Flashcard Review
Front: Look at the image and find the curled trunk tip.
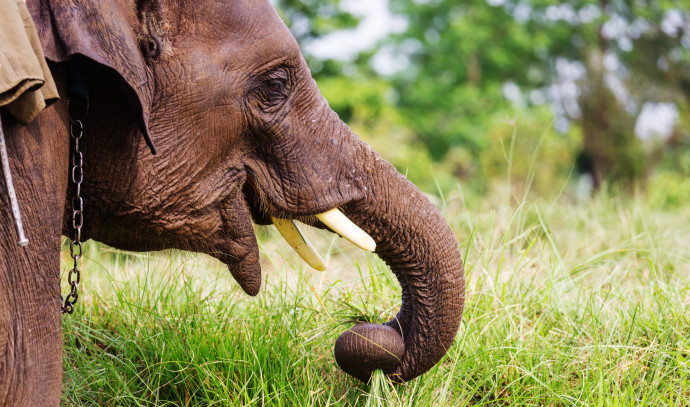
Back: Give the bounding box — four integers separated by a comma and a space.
333, 323, 405, 383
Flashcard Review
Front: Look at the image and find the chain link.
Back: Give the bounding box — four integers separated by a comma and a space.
62, 100, 86, 315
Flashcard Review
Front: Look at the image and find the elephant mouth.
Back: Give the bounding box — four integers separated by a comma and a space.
242, 177, 273, 226
240, 174, 376, 271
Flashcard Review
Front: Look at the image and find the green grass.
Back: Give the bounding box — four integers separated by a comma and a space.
60, 188, 690, 406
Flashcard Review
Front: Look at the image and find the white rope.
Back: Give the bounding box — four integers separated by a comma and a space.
0, 117, 29, 246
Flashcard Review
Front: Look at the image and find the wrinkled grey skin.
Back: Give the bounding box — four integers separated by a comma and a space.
0, 1, 465, 405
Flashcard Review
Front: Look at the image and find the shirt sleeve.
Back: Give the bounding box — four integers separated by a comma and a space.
0, 0, 59, 125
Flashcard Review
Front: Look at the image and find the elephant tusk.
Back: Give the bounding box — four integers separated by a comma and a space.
315, 208, 376, 252
271, 216, 327, 271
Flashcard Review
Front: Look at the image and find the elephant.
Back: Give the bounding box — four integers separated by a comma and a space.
0, 0, 465, 405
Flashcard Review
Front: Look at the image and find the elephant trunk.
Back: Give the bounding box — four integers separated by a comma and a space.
334, 140, 466, 383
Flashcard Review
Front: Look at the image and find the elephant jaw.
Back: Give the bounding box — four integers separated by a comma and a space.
240, 173, 376, 272
221, 179, 377, 294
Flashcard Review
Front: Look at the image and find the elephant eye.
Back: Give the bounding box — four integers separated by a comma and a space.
144, 37, 161, 58
247, 66, 292, 113
263, 78, 288, 99
250, 74, 290, 112
266, 79, 285, 94
138, 9, 162, 60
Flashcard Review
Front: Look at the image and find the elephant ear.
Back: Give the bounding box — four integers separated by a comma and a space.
28, 0, 157, 155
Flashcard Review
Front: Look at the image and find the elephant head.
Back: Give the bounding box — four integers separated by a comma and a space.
2, 0, 464, 403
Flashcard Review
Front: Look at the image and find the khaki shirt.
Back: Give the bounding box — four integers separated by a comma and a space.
0, 0, 59, 125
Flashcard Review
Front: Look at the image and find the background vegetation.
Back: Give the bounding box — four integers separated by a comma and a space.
61, 1, 689, 405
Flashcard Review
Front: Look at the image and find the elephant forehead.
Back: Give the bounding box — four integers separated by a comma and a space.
182, 0, 301, 68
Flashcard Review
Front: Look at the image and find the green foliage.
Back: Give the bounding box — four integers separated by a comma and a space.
647, 171, 690, 209
272, 0, 358, 43
477, 107, 580, 199
317, 74, 392, 124
386, 0, 566, 161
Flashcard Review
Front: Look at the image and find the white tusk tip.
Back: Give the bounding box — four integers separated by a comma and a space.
315, 208, 376, 252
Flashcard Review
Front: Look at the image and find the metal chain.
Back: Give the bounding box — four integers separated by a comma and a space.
62, 107, 86, 314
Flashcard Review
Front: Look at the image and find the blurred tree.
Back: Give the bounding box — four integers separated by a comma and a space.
272, 0, 360, 78
530, 0, 690, 188
387, 0, 558, 162
385, 0, 690, 189
272, 0, 358, 43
